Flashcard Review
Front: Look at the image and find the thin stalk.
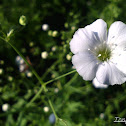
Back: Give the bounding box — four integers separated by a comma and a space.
1, 36, 76, 124
28, 70, 76, 105
7, 41, 44, 86
48, 99, 58, 120
43, 69, 76, 86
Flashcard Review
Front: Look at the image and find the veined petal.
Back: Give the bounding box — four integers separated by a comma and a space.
110, 49, 126, 74
93, 78, 108, 88
85, 19, 107, 43
107, 21, 126, 48
70, 19, 107, 54
96, 62, 126, 85
72, 51, 99, 80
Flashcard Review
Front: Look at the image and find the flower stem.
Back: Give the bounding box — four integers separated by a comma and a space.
48, 99, 58, 120
2, 36, 76, 124
28, 69, 76, 105
43, 69, 76, 86
7, 41, 44, 86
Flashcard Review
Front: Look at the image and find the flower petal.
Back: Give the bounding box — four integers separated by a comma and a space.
107, 21, 126, 48
70, 19, 107, 54
86, 19, 107, 43
110, 49, 126, 74
72, 51, 99, 80
93, 78, 108, 88
96, 62, 126, 85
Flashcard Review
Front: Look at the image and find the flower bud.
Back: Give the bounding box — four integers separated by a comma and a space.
19, 15, 27, 26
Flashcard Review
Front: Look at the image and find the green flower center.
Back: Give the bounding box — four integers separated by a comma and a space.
95, 43, 111, 62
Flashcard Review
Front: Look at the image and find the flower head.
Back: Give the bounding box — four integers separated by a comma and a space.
43, 106, 49, 112
42, 24, 49, 31
70, 19, 126, 85
41, 51, 48, 59
2, 103, 9, 112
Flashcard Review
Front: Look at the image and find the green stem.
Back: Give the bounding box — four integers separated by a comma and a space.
28, 70, 76, 105
7, 41, 44, 86
26, 85, 45, 107
48, 99, 58, 120
1, 36, 76, 124
43, 69, 76, 86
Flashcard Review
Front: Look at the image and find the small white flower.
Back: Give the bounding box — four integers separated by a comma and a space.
0, 69, 3, 74
2, 103, 9, 112
51, 46, 57, 52
99, 113, 105, 119
43, 106, 49, 112
19, 64, 25, 72
52, 31, 58, 37
41, 51, 48, 59
16, 56, 22, 62
26, 71, 32, 77
42, 24, 49, 31
70, 19, 126, 85
19, 15, 27, 26
54, 88, 59, 93
20, 59, 24, 64
66, 54, 72, 61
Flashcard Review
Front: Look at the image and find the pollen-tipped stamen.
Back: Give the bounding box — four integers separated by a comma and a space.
96, 43, 111, 62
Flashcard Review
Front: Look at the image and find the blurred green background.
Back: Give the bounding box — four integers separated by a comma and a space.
0, 0, 126, 126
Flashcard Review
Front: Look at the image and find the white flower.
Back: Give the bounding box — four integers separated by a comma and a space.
26, 71, 32, 77
2, 103, 9, 112
99, 113, 105, 119
0, 69, 3, 74
54, 88, 59, 93
51, 46, 57, 52
19, 64, 25, 72
52, 31, 58, 37
66, 54, 72, 60
16, 56, 22, 62
41, 51, 48, 59
70, 19, 126, 85
42, 24, 49, 31
43, 106, 49, 112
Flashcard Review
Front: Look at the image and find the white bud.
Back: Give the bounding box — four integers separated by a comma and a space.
19, 64, 25, 72
51, 46, 56, 52
26, 71, 32, 77
99, 113, 105, 119
43, 106, 49, 112
52, 31, 58, 37
19, 15, 27, 26
20, 59, 24, 64
16, 56, 22, 62
2, 103, 9, 112
54, 88, 59, 93
42, 24, 49, 31
66, 54, 72, 60
0, 69, 3, 74
41, 51, 48, 59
